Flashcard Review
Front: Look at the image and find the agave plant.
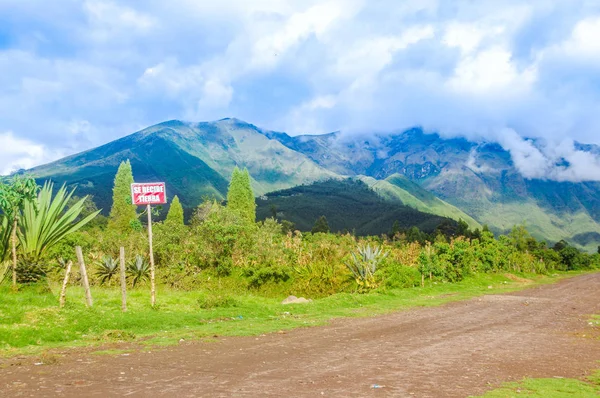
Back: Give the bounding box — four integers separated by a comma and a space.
95, 255, 119, 285
127, 255, 150, 288
17, 182, 100, 282
345, 244, 388, 290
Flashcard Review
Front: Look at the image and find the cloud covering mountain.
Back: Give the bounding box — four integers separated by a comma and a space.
1, 0, 600, 180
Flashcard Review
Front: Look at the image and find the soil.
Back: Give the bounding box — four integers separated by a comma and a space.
2, 273, 600, 397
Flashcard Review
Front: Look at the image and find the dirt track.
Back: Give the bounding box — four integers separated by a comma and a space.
2, 273, 600, 397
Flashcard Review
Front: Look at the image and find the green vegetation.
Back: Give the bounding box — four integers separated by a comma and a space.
226, 167, 256, 223
256, 179, 459, 235
166, 195, 184, 225
0, 175, 38, 286
475, 371, 600, 397
107, 160, 138, 234
311, 215, 330, 233
362, 174, 482, 229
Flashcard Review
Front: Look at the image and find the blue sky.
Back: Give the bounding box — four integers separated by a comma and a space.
1, 0, 600, 180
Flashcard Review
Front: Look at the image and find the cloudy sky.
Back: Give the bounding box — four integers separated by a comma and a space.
1, 0, 600, 180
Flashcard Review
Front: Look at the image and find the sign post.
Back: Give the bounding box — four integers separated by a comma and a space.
131, 182, 167, 307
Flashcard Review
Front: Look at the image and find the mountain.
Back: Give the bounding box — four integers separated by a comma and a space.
23, 118, 600, 251
267, 128, 600, 252
29, 119, 337, 213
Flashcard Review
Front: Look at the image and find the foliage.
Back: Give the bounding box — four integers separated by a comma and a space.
107, 160, 138, 235
166, 195, 184, 225
345, 244, 388, 291
18, 182, 100, 282
19, 183, 100, 264
0, 175, 38, 285
226, 167, 256, 223
0, 216, 11, 264
257, 179, 457, 236
95, 255, 119, 285
0, 175, 38, 219
127, 255, 150, 287
311, 215, 330, 234
197, 293, 238, 309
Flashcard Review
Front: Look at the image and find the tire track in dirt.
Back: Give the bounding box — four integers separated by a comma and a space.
2, 273, 600, 397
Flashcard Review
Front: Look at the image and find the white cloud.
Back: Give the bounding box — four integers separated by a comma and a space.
447, 47, 537, 94
1, 0, 600, 182
0, 132, 63, 175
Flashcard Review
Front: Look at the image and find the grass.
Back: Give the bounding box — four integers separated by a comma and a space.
474, 370, 600, 397
0, 271, 590, 358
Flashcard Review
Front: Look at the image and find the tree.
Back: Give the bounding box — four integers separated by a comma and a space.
226, 167, 256, 223
456, 219, 470, 237
311, 215, 330, 233
597, 245, 600, 255
108, 160, 137, 234
0, 175, 38, 287
166, 195, 184, 225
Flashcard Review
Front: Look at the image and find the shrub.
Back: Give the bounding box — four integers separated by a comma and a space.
197, 293, 238, 309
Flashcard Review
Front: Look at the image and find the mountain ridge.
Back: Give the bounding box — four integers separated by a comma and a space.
22, 118, 600, 252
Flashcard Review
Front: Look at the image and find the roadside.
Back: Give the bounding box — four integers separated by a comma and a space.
2, 272, 600, 397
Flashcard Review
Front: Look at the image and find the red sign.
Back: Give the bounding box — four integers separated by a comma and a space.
131, 182, 167, 205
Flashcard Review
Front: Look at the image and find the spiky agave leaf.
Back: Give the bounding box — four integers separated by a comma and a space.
19, 182, 101, 263
95, 255, 119, 285
127, 255, 150, 288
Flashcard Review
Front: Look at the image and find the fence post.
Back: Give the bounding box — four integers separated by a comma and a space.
120, 247, 127, 312
59, 260, 73, 308
75, 246, 93, 307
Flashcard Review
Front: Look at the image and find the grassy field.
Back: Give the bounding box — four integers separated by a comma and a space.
0, 271, 588, 358
474, 371, 600, 397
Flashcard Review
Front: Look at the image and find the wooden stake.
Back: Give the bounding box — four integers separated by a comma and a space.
147, 204, 156, 307
59, 261, 73, 308
120, 247, 127, 312
11, 217, 17, 287
75, 246, 93, 307
421, 273, 424, 288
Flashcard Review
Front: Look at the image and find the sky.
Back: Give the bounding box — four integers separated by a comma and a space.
1, 0, 600, 181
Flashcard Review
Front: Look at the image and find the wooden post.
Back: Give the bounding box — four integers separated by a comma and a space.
119, 247, 127, 312
147, 204, 156, 307
11, 217, 17, 287
59, 260, 73, 308
75, 246, 93, 307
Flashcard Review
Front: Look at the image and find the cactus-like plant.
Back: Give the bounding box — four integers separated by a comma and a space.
95, 255, 119, 285
345, 244, 388, 290
127, 255, 150, 288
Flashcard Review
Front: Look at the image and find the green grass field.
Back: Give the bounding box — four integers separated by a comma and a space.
0, 271, 586, 358
474, 371, 600, 397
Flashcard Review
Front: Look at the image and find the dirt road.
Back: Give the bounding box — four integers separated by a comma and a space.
2, 273, 600, 397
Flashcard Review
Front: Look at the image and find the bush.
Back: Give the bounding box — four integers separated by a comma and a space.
197, 293, 238, 309
379, 261, 421, 289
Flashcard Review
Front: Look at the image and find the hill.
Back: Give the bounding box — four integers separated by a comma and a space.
256, 179, 457, 235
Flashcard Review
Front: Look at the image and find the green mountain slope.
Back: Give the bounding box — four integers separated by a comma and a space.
359, 174, 481, 229
30, 118, 337, 212
256, 179, 457, 235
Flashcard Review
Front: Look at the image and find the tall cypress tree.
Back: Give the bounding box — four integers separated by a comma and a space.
108, 160, 137, 234
166, 195, 184, 225
226, 167, 256, 223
